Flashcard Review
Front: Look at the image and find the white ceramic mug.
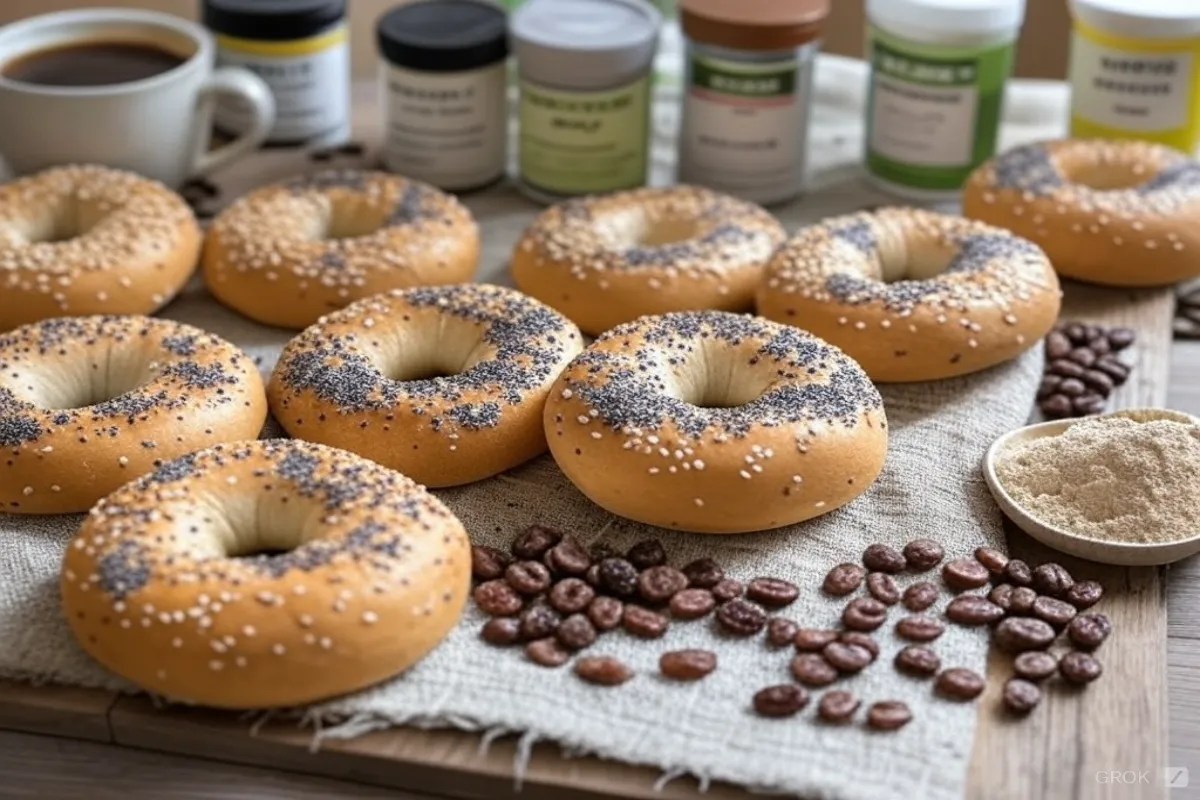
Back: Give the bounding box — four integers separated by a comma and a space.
0, 8, 275, 187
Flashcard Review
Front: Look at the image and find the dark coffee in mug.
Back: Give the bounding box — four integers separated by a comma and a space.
2, 40, 185, 87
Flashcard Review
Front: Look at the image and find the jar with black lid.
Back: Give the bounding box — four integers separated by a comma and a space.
202, 0, 350, 147
377, 0, 510, 192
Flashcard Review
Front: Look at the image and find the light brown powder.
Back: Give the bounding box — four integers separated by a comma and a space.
995, 416, 1200, 544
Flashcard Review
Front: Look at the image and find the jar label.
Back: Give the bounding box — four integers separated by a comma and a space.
865, 28, 1015, 192
679, 53, 810, 201
382, 62, 508, 189
518, 76, 651, 196
214, 27, 350, 144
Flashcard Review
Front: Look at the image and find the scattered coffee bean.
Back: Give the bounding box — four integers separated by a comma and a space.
556, 613, 597, 650
1067, 612, 1112, 650
1013, 651, 1058, 681
1067, 347, 1097, 367
1058, 378, 1087, 397
1045, 330, 1071, 359
637, 565, 689, 603
1039, 394, 1073, 419
753, 684, 810, 717
1032, 563, 1075, 597
1060, 651, 1103, 684
1074, 391, 1107, 415
894, 645, 941, 676
1081, 369, 1114, 395
471, 545, 513, 581
973, 547, 1009, 576
767, 617, 800, 647
626, 539, 667, 570
902, 539, 945, 571
716, 598, 768, 636
1003, 559, 1033, 587
867, 572, 901, 605
1107, 327, 1136, 351
863, 543, 906, 573
747, 577, 799, 607
587, 596, 624, 631
506, 561, 552, 595
1009, 586, 1038, 615
896, 614, 945, 642
548, 578, 595, 614
481, 617, 521, 646
669, 588, 716, 620
1094, 355, 1130, 385
519, 602, 562, 640
1048, 358, 1086, 379
1032, 595, 1077, 630
548, 536, 591, 576
584, 563, 602, 587
597, 558, 639, 596
839, 632, 880, 659
903, 581, 939, 612
823, 563, 866, 596
946, 595, 1005, 625
1087, 336, 1111, 356
867, 701, 912, 730
512, 525, 562, 560
994, 617, 1056, 652
936, 667, 986, 700
623, 605, 669, 639
712, 578, 745, 602
791, 653, 839, 686
823, 641, 873, 673
659, 649, 717, 681
525, 637, 570, 667
794, 628, 839, 652
818, 690, 860, 723
843, 597, 889, 631
1036, 375, 1063, 399
1003, 678, 1042, 714
1064, 580, 1104, 610
473, 580, 524, 616
681, 558, 724, 588
575, 655, 633, 686
942, 557, 991, 590
988, 584, 1014, 611
1063, 322, 1087, 344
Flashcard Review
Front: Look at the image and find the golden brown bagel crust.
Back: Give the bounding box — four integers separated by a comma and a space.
269, 284, 583, 487
0, 165, 201, 330
756, 208, 1060, 383
543, 311, 888, 534
0, 315, 267, 514
963, 139, 1200, 287
61, 439, 470, 709
203, 170, 480, 329
511, 186, 786, 336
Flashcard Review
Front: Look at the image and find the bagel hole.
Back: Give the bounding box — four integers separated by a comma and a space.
597, 209, 700, 250
22, 201, 100, 244
385, 362, 457, 382
209, 493, 315, 561
635, 218, 700, 247
365, 314, 492, 384
669, 342, 775, 410
27, 347, 154, 411
323, 204, 384, 240
1067, 162, 1148, 191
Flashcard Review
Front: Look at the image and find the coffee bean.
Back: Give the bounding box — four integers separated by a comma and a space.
473, 580, 524, 616
637, 565, 688, 603
1039, 394, 1073, 419
1037, 375, 1063, 400
988, 583, 1014, 611
471, 545, 513, 581
863, 543, 906, 573
823, 563, 865, 596
1067, 612, 1112, 650
626, 539, 666, 570
1048, 358, 1087, 379
1065, 580, 1104, 609
1045, 330, 1072, 359
818, 690, 860, 723
1009, 586, 1038, 615
1087, 336, 1111, 356
946, 595, 1005, 625
896, 614, 945, 641
843, 597, 888, 631
1060, 651, 1103, 684
753, 684, 809, 717
1073, 394, 1106, 415
903, 581, 939, 612
556, 613, 597, 650
1063, 322, 1088, 345
1107, 327, 1136, 351
1058, 378, 1087, 397
1094, 355, 1130, 385
1013, 651, 1058, 681
1032, 563, 1075, 597
867, 572, 901, 605
794, 628, 839, 652
747, 577, 799, 607
839, 632, 880, 659
597, 558, 639, 596
973, 546, 1009, 576
1033, 595, 1077, 629
623, 605, 669, 638
1003, 678, 1043, 714
480, 617, 521, 646
1067, 347, 1097, 367
716, 598, 767, 636
548, 536, 592, 576
589, 543, 618, 562
1004, 559, 1033, 586
681, 558, 724, 588
587, 596, 624, 631
659, 649, 717, 681
791, 653, 838, 686
512, 525, 562, 560
894, 645, 941, 676
548, 577, 595, 614
519, 602, 562, 640
994, 617, 1056, 652
525, 637, 570, 667
867, 701, 912, 730
767, 617, 800, 647
903, 539, 945, 571
823, 641, 873, 673
942, 557, 990, 590
669, 588, 716, 620
584, 563, 602, 587
936, 667, 985, 700
575, 655, 632, 686
712, 578, 744, 602
506, 561, 552, 595
1081, 369, 1115, 396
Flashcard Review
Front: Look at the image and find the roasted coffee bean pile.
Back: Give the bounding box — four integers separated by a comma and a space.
180, 177, 221, 221
1036, 322, 1135, 419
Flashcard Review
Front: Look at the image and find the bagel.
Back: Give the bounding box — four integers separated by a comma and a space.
269, 284, 583, 487
203, 170, 480, 329
756, 207, 1060, 383
0, 164, 201, 330
60, 438, 471, 709
543, 310, 888, 534
0, 315, 267, 514
511, 186, 786, 336
963, 139, 1200, 286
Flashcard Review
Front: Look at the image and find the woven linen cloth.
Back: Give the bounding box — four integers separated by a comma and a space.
0, 56, 1058, 799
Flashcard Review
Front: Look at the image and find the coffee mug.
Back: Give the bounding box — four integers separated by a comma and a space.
0, 8, 275, 187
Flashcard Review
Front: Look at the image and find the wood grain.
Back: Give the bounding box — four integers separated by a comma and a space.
0, 679, 116, 742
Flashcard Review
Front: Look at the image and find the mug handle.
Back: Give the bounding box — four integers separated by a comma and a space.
189, 67, 275, 179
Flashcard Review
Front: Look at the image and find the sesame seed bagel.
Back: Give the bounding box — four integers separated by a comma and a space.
61, 439, 471, 709
511, 186, 786, 336
0, 316, 267, 514
963, 139, 1200, 287
202, 170, 480, 329
756, 208, 1060, 383
0, 165, 201, 331
269, 284, 583, 487
544, 311, 888, 534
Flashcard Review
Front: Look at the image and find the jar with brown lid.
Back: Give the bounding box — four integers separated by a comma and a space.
677, 0, 829, 206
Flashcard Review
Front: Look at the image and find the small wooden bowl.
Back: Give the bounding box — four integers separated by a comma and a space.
983, 407, 1200, 567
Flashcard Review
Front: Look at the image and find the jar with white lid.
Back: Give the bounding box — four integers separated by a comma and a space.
864, 0, 1026, 200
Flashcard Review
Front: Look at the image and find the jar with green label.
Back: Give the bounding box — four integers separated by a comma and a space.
864, 0, 1026, 200
511, 0, 662, 203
